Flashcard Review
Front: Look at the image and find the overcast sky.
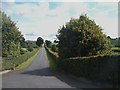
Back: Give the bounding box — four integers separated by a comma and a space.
1, 0, 118, 41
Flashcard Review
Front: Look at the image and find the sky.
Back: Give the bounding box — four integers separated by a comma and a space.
1, 0, 119, 41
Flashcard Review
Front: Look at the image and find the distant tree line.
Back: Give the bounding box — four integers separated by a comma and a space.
107, 36, 120, 47
45, 40, 58, 52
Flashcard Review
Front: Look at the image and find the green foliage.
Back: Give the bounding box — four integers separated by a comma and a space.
2, 49, 39, 70
53, 40, 58, 43
33, 45, 39, 48
112, 47, 120, 54
27, 45, 33, 52
57, 14, 112, 58
46, 49, 58, 70
110, 38, 120, 47
20, 37, 27, 48
1, 11, 22, 57
58, 55, 119, 85
45, 47, 119, 86
45, 46, 59, 70
51, 44, 58, 52
25, 40, 38, 49
45, 40, 52, 48
36, 37, 44, 47
20, 48, 28, 55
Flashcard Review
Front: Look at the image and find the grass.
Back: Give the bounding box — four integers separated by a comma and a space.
21, 48, 28, 51
112, 47, 120, 55
110, 39, 120, 47
46, 49, 58, 70
112, 47, 120, 51
16, 49, 40, 70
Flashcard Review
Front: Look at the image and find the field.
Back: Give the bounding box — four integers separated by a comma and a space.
110, 38, 120, 47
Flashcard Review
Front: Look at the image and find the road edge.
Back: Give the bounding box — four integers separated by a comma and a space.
15, 49, 40, 70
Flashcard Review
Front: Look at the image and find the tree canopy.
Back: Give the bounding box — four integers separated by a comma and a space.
45, 40, 52, 48
36, 37, 44, 47
57, 14, 112, 58
1, 11, 23, 57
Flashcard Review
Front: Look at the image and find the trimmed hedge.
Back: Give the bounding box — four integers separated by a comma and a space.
59, 55, 119, 84
45, 46, 119, 86
2, 49, 39, 70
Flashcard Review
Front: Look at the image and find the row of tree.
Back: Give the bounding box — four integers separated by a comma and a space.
1, 11, 43, 57
45, 40, 58, 52
2, 10, 113, 59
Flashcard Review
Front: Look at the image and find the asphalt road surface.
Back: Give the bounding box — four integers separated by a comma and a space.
2, 47, 111, 88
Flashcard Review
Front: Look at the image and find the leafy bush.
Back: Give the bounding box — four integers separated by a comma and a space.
45, 40, 52, 48
57, 14, 112, 58
20, 48, 28, 55
27, 45, 33, 52
51, 44, 58, 52
33, 45, 39, 48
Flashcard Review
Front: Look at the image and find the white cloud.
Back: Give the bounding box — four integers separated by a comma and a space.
88, 11, 118, 38
97, 2, 118, 7
2, 2, 118, 40
14, 2, 88, 40
2, 0, 15, 2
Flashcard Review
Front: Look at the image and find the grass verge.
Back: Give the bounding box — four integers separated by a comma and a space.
46, 50, 57, 70
15, 50, 40, 70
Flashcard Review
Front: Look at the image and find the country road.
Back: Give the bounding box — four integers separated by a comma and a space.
2, 47, 110, 88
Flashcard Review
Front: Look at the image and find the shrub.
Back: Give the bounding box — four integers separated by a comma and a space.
20, 48, 28, 55
33, 45, 39, 48
27, 45, 33, 52
45, 40, 52, 48
51, 44, 58, 52
57, 14, 112, 58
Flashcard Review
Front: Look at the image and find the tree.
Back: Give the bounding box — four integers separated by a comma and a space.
1, 11, 22, 57
53, 40, 58, 43
107, 36, 111, 40
51, 44, 58, 52
45, 40, 52, 48
20, 36, 27, 48
27, 44, 33, 52
36, 37, 44, 47
57, 14, 112, 58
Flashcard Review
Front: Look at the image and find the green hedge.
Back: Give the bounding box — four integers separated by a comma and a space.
59, 55, 119, 84
45, 46, 119, 86
2, 49, 39, 70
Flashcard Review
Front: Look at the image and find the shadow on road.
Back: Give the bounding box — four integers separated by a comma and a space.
21, 67, 107, 88
21, 68, 54, 76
